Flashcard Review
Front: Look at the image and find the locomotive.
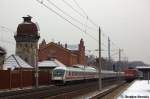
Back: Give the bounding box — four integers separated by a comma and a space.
52, 65, 124, 84
124, 67, 139, 82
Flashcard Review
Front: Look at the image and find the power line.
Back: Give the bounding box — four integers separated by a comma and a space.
62, 0, 85, 18
72, 0, 86, 16
46, 0, 97, 31
68, 0, 122, 54
36, 0, 123, 58
36, 0, 99, 43
36, 0, 86, 32
72, 0, 99, 27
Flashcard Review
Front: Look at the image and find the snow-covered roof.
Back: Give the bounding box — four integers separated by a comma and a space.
136, 66, 150, 69
67, 44, 78, 50
38, 59, 66, 68
117, 80, 150, 99
3, 54, 33, 70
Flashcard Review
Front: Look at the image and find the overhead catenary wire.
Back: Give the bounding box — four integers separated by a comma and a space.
72, 0, 87, 16
36, 0, 100, 43
44, 0, 120, 51
72, 0, 99, 28
36, 0, 85, 33
40, 0, 116, 48
36, 0, 123, 59
38, 0, 109, 50
61, 0, 85, 18
46, 0, 97, 31
63, 0, 99, 28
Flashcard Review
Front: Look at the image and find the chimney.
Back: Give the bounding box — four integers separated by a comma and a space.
22, 15, 32, 22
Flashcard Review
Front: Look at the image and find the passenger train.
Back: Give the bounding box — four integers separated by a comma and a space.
52, 65, 124, 84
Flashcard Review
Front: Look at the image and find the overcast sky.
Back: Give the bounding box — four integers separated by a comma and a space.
0, 0, 150, 64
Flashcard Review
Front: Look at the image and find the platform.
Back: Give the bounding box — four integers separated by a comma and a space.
74, 82, 125, 99
117, 80, 150, 99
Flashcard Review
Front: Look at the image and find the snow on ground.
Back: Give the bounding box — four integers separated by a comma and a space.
117, 80, 150, 99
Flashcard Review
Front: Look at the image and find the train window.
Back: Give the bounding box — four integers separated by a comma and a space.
53, 69, 65, 77
74, 72, 76, 76
69, 71, 71, 76
72, 72, 74, 76
66, 71, 69, 76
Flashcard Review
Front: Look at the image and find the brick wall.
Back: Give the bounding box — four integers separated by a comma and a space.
38, 42, 79, 66
0, 70, 51, 90
38, 39, 86, 66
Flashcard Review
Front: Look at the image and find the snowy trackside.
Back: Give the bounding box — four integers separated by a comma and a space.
117, 80, 150, 99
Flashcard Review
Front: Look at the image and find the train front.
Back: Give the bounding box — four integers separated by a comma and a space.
124, 68, 138, 82
52, 67, 66, 84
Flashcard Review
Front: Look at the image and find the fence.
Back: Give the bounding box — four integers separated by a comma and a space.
0, 69, 51, 90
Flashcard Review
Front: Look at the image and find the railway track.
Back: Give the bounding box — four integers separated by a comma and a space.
0, 79, 123, 99
100, 81, 133, 99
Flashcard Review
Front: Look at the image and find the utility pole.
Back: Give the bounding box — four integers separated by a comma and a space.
119, 48, 121, 63
108, 37, 111, 70
35, 47, 39, 88
98, 26, 102, 90
118, 48, 122, 81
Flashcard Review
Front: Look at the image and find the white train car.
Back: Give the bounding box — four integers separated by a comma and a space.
52, 66, 97, 83
52, 65, 123, 84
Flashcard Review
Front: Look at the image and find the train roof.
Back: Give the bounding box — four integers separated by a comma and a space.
53, 65, 120, 74
136, 66, 150, 69
53, 66, 97, 72
102, 70, 117, 73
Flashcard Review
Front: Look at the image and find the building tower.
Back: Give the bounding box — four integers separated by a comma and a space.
14, 15, 40, 67
78, 38, 85, 65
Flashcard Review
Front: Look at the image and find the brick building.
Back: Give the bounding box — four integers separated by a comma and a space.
38, 39, 85, 66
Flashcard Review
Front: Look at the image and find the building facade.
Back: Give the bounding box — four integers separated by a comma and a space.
38, 39, 85, 66
14, 16, 40, 67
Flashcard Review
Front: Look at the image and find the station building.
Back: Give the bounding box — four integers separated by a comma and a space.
38, 39, 85, 66
136, 66, 150, 80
